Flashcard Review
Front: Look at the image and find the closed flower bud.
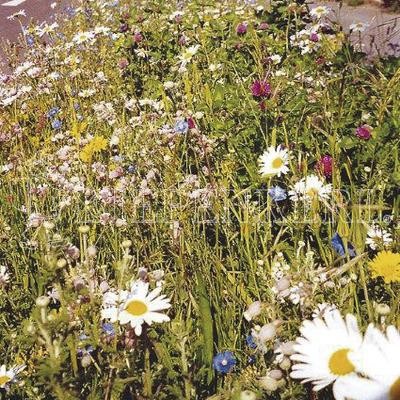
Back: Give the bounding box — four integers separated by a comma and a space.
240, 390, 257, 400
279, 356, 291, 370
36, 296, 50, 308
268, 369, 283, 380
259, 376, 278, 392
122, 240, 132, 248
56, 258, 67, 268
278, 341, 296, 355
78, 225, 90, 234
374, 302, 391, 316
87, 245, 97, 258
276, 277, 290, 292
244, 301, 263, 321
81, 354, 92, 368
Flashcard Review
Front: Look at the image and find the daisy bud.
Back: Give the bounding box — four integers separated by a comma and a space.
87, 245, 97, 258
240, 390, 257, 400
244, 301, 263, 321
122, 240, 132, 248
78, 225, 90, 234
43, 221, 55, 230
99, 281, 109, 293
276, 277, 290, 292
278, 341, 296, 355
279, 356, 291, 370
374, 302, 391, 316
268, 369, 283, 380
81, 354, 92, 368
26, 322, 36, 334
36, 296, 50, 308
258, 323, 277, 342
259, 376, 279, 392
56, 258, 67, 268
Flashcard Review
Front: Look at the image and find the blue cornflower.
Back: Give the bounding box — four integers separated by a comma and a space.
74, 103, 80, 110
213, 351, 236, 374
246, 334, 257, 349
51, 119, 62, 130
102, 323, 115, 337
331, 233, 356, 258
174, 119, 189, 134
268, 186, 287, 202
47, 107, 60, 118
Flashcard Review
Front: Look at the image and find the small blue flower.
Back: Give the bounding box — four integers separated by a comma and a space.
268, 186, 287, 202
246, 334, 257, 349
213, 351, 236, 374
47, 107, 60, 118
74, 103, 80, 110
127, 165, 136, 174
77, 334, 94, 357
51, 119, 62, 130
174, 120, 189, 134
26, 35, 35, 47
64, 6, 76, 17
248, 355, 256, 365
331, 233, 356, 258
102, 323, 115, 336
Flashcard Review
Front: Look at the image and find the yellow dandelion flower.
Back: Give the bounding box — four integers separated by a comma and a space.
90, 135, 108, 152
369, 250, 400, 284
80, 135, 108, 163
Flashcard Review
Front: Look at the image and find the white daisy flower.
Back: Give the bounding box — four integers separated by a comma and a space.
0, 265, 10, 286
73, 31, 95, 45
334, 324, 400, 400
0, 364, 25, 389
365, 226, 392, 250
310, 6, 330, 19
101, 280, 171, 335
258, 145, 290, 177
289, 174, 332, 202
178, 45, 200, 65
290, 310, 362, 399
349, 22, 369, 33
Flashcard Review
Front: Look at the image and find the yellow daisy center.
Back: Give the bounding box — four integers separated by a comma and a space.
328, 348, 355, 376
390, 377, 400, 400
0, 375, 10, 386
125, 300, 148, 316
306, 188, 319, 198
272, 157, 284, 169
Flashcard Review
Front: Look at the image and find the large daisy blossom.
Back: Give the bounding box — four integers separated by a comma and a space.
258, 145, 290, 178
101, 280, 171, 335
334, 324, 400, 400
0, 364, 25, 389
289, 174, 332, 202
290, 310, 362, 400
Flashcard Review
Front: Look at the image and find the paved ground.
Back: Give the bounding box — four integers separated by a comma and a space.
0, 0, 64, 69
309, 1, 400, 56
